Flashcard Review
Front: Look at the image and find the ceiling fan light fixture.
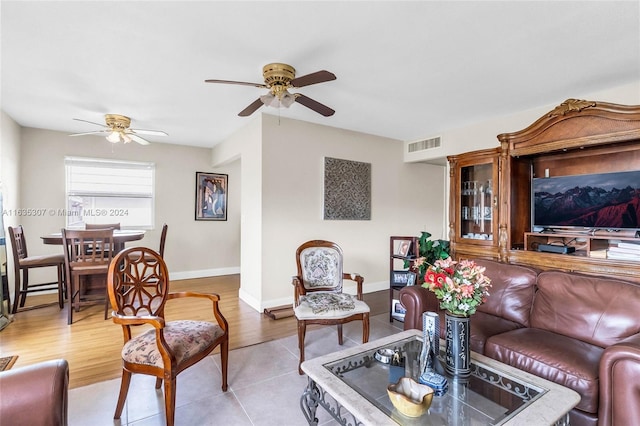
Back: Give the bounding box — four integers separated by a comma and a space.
260, 90, 295, 109
121, 134, 132, 144
280, 92, 295, 108
106, 131, 121, 143
260, 93, 280, 108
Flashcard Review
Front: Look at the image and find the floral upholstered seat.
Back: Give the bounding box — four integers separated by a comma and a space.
107, 247, 228, 426
292, 240, 370, 374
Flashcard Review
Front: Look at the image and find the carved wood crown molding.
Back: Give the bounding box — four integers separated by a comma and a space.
547, 99, 597, 117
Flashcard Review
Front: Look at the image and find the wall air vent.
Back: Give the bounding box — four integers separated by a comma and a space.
407, 136, 441, 153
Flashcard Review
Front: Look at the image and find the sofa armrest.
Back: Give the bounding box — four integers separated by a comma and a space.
0, 359, 69, 426
599, 334, 640, 426
398, 285, 440, 331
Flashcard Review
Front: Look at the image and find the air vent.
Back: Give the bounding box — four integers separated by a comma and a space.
408, 136, 441, 153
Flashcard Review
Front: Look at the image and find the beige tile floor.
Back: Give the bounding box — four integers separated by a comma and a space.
68, 313, 402, 426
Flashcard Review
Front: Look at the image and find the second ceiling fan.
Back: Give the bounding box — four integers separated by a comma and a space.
205, 63, 336, 117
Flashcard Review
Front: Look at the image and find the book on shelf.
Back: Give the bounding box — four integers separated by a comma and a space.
608, 246, 640, 256
614, 241, 640, 251
606, 250, 640, 261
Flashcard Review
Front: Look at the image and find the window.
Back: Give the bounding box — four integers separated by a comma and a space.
65, 157, 155, 229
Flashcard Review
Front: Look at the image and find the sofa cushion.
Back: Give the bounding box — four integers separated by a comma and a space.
474, 259, 537, 327
485, 328, 603, 414
470, 311, 523, 354
530, 271, 640, 347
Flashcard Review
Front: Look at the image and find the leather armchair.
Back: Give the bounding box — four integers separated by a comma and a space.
0, 359, 69, 426
599, 333, 640, 426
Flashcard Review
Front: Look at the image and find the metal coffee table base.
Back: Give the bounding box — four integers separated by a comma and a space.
301, 378, 363, 426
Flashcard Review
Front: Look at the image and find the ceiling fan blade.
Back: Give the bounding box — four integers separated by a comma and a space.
294, 94, 335, 117
128, 133, 150, 145
73, 118, 109, 128
290, 70, 336, 88
69, 130, 108, 137
130, 128, 168, 136
238, 98, 264, 117
205, 79, 268, 89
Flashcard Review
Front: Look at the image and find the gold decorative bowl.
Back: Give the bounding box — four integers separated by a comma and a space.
387, 377, 434, 417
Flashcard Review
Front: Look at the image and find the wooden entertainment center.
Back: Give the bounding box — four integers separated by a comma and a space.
448, 99, 640, 283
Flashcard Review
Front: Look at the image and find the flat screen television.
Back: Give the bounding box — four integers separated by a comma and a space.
532, 170, 640, 231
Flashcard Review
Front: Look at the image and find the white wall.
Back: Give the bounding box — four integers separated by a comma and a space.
213, 114, 447, 311
1, 112, 21, 227
405, 80, 640, 162
211, 116, 264, 311
16, 127, 241, 286
1, 112, 22, 311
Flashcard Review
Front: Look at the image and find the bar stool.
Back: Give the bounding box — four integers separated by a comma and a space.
8, 225, 65, 314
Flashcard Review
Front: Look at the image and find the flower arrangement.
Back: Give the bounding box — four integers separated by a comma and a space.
421, 257, 491, 317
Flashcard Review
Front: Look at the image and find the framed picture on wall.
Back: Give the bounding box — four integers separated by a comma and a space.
195, 172, 228, 221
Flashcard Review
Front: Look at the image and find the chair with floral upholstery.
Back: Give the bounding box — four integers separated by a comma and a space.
292, 240, 370, 374
107, 247, 228, 426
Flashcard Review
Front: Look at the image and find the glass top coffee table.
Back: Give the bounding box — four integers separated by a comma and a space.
300, 329, 579, 426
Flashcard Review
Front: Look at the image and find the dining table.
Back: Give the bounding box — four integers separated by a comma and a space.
41, 229, 146, 252
41, 229, 146, 301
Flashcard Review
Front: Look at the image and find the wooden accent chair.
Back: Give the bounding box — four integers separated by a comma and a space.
292, 240, 370, 374
61, 228, 114, 324
7, 225, 65, 314
107, 247, 229, 426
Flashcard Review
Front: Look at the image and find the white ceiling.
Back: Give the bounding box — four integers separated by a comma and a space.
2, 1, 639, 148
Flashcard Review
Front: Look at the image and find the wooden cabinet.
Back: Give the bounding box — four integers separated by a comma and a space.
523, 231, 640, 258
389, 236, 419, 322
447, 147, 501, 261
448, 99, 640, 283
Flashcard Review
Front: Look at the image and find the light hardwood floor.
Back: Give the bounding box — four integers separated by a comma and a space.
0, 275, 389, 389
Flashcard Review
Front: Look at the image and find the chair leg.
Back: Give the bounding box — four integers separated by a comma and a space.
337, 324, 344, 345
164, 377, 177, 426
297, 321, 307, 375
57, 264, 64, 309
67, 275, 76, 325
220, 336, 229, 391
114, 369, 131, 420
11, 269, 28, 314
155, 378, 163, 389
19, 269, 29, 309
11, 269, 21, 314
363, 313, 370, 343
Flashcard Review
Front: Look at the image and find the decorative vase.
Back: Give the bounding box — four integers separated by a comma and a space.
444, 311, 471, 377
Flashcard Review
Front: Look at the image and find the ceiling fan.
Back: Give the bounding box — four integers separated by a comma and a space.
70, 114, 168, 145
205, 63, 336, 117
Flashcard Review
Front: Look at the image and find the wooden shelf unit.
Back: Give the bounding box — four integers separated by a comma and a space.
389, 236, 419, 322
524, 231, 640, 260
449, 99, 640, 283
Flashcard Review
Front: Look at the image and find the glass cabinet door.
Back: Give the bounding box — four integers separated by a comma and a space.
459, 163, 495, 242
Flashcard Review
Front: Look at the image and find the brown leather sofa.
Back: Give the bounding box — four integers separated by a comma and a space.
399, 259, 640, 426
0, 359, 69, 426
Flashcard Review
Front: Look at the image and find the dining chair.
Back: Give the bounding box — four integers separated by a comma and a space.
158, 223, 168, 257
7, 225, 66, 314
107, 247, 229, 426
61, 228, 114, 325
292, 240, 370, 374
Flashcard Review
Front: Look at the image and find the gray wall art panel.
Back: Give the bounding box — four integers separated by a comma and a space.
324, 157, 371, 220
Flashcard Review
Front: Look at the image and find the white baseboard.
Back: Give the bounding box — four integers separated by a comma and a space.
238, 287, 262, 312
171, 267, 240, 281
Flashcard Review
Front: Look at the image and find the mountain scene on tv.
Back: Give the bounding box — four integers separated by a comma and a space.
533, 170, 640, 229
